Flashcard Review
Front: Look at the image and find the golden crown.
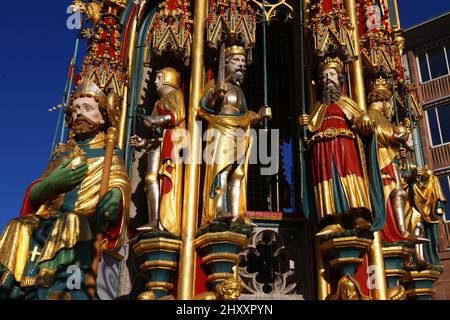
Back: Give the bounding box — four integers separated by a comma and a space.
72, 79, 108, 109
225, 45, 247, 58
369, 76, 391, 94
158, 67, 181, 89
319, 56, 344, 73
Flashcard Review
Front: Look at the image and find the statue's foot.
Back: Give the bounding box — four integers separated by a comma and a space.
316, 224, 345, 238
216, 209, 233, 222
353, 217, 371, 230
232, 216, 256, 227
401, 231, 430, 244
137, 223, 159, 232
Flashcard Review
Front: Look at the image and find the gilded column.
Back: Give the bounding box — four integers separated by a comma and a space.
177, 0, 207, 300
343, 0, 387, 300
343, 0, 366, 111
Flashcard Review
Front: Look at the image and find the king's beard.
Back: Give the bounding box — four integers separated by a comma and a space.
227, 70, 245, 85
322, 80, 342, 105
70, 115, 102, 139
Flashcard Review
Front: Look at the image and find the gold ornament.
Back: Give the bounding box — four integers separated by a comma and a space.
319, 56, 344, 74
225, 45, 247, 59
158, 67, 181, 90
369, 76, 391, 95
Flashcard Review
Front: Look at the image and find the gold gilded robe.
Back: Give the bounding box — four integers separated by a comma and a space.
198, 81, 256, 227
154, 89, 185, 236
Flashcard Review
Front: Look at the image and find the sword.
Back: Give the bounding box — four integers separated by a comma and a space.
214, 43, 227, 113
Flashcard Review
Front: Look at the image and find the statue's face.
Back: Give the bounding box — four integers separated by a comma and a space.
322, 68, 339, 88
155, 72, 173, 97
70, 96, 105, 135
342, 281, 358, 300
155, 72, 163, 92
226, 54, 247, 83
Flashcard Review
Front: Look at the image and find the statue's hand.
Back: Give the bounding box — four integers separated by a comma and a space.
45, 159, 88, 195
393, 125, 410, 143
258, 106, 272, 121
251, 106, 272, 125
354, 113, 374, 136
129, 135, 146, 149
30, 159, 89, 206
143, 116, 156, 129
95, 188, 122, 233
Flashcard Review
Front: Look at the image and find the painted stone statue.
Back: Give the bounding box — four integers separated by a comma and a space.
130, 67, 185, 237
307, 56, 383, 236
366, 76, 414, 242
198, 45, 271, 226
0, 80, 130, 300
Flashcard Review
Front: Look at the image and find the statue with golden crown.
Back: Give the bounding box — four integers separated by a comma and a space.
129, 67, 185, 237
306, 55, 386, 236
198, 44, 271, 227
0, 79, 130, 300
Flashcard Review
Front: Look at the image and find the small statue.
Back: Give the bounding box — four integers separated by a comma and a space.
366, 76, 414, 241
404, 165, 447, 266
194, 277, 244, 300
305, 56, 377, 236
0, 80, 130, 300
198, 45, 271, 226
130, 67, 185, 236
329, 274, 371, 300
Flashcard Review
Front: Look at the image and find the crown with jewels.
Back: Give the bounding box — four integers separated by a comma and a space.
369, 76, 391, 94
319, 56, 344, 73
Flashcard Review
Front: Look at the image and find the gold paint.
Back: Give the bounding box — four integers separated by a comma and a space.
0, 215, 39, 282
146, 281, 174, 291
198, 101, 256, 226
320, 236, 372, 253
315, 238, 330, 300
329, 257, 364, 269
46, 291, 72, 300
402, 270, 441, 282
202, 253, 240, 265
138, 291, 156, 300
157, 89, 186, 237
177, 0, 207, 300
195, 231, 248, 251
313, 175, 370, 222
368, 232, 388, 300
139, 260, 177, 271
215, 277, 244, 300
405, 288, 436, 297
387, 285, 406, 300
382, 246, 414, 259
0, 132, 130, 283
132, 237, 181, 256
343, 0, 367, 111
207, 272, 234, 283
329, 274, 371, 300
118, 82, 128, 150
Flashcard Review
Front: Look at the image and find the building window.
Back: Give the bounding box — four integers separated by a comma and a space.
417, 45, 450, 83
426, 104, 450, 146
438, 175, 450, 221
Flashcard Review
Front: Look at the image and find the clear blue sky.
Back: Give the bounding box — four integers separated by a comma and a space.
0, 0, 449, 230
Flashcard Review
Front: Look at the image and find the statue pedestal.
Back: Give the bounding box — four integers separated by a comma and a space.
320, 236, 372, 278
382, 245, 414, 300
401, 269, 441, 300
195, 231, 248, 290
133, 237, 181, 299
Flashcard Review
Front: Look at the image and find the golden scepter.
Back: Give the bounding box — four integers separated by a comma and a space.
86, 93, 121, 299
